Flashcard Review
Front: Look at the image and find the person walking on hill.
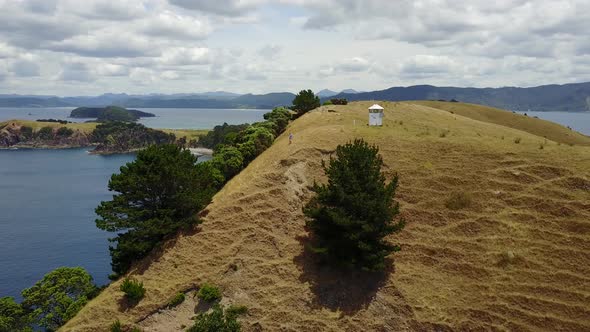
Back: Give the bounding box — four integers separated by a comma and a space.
289, 132, 293, 144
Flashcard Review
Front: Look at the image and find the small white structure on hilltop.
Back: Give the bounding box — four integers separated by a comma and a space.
368, 104, 384, 126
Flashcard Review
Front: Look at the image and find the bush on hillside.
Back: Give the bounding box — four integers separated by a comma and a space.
211, 146, 244, 180
168, 292, 186, 308
120, 278, 145, 303
37, 126, 54, 140
330, 98, 348, 105
197, 284, 221, 303
292, 89, 320, 118
21, 267, 97, 331
198, 123, 250, 150
262, 107, 291, 135
187, 304, 243, 332
323, 100, 333, 106
92, 122, 175, 153
303, 139, 405, 271
56, 126, 74, 137
19, 126, 33, 139
95, 144, 223, 276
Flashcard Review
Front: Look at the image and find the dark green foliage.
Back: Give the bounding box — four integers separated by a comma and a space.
198, 123, 250, 150
330, 98, 348, 105
168, 292, 185, 308
235, 124, 275, 163
211, 146, 244, 180
92, 122, 175, 154
197, 284, 221, 303
110, 320, 123, 332
56, 126, 74, 137
323, 100, 333, 106
0, 297, 31, 332
187, 304, 242, 332
95, 144, 223, 276
303, 139, 405, 271
120, 278, 145, 303
36, 119, 71, 124
292, 89, 320, 118
37, 126, 54, 140
19, 126, 33, 139
262, 107, 291, 135
225, 305, 248, 316
21, 267, 97, 331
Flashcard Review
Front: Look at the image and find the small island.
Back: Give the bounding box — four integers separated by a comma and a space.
70, 106, 155, 122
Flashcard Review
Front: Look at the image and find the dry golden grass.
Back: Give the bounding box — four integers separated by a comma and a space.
162, 129, 209, 142
63, 102, 590, 331
413, 101, 590, 146
0, 119, 97, 133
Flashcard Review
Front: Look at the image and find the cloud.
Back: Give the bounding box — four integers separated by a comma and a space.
66, 0, 148, 21
399, 55, 459, 78
140, 11, 212, 40
168, 0, 261, 16
159, 47, 211, 66
47, 30, 157, 58
11, 59, 41, 77
57, 62, 95, 82
257, 44, 282, 60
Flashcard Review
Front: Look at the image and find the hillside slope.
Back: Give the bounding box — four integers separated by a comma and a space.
63, 102, 590, 331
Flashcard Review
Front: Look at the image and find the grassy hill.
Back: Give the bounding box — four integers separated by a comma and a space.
63, 102, 590, 331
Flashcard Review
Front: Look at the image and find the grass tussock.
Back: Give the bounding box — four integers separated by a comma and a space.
445, 191, 472, 210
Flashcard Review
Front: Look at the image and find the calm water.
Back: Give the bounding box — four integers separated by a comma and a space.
517, 111, 590, 136
0, 107, 269, 129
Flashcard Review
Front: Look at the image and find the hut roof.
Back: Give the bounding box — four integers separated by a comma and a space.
368, 104, 384, 110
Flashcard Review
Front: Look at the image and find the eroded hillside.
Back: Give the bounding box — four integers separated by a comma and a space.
63, 102, 590, 331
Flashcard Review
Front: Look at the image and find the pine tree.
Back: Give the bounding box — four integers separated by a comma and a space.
304, 139, 404, 271
96, 144, 224, 276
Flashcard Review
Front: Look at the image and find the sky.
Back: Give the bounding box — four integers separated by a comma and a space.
0, 0, 589, 96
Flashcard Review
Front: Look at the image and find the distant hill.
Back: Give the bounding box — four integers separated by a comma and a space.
329, 82, 590, 112
2, 82, 590, 111
317, 89, 362, 98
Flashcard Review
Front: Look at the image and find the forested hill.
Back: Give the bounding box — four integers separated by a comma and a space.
328, 82, 590, 112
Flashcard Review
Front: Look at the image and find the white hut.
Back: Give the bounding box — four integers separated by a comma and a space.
368, 104, 384, 126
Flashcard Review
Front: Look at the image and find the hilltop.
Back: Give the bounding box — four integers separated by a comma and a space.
64, 101, 590, 331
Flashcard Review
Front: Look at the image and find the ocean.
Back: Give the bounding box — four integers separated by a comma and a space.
0, 107, 264, 300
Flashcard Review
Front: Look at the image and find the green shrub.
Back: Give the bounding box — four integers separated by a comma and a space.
110, 320, 123, 332
445, 192, 472, 210
197, 284, 221, 303
37, 126, 54, 140
514, 137, 521, 144
292, 89, 320, 118
303, 139, 405, 271
187, 304, 242, 332
120, 278, 145, 303
20, 126, 33, 139
211, 146, 244, 180
226, 305, 248, 316
168, 292, 185, 308
56, 126, 74, 137
322, 100, 333, 106
330, 98, 348, 105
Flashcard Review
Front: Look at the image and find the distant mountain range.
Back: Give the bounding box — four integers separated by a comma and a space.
328, 82, 590, 112
1, 82, 589, 111
317, 89, 362, 98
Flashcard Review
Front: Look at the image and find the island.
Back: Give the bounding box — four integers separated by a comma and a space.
70, 106, 155, 122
